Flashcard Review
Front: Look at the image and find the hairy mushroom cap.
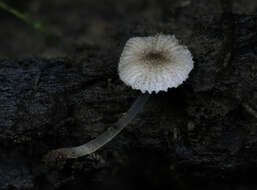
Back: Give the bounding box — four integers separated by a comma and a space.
118, 34, 194, 93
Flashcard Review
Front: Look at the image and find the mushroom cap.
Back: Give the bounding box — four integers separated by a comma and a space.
118, 34, 194, 94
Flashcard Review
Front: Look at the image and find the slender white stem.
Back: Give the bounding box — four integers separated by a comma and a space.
45, 93, 150, 161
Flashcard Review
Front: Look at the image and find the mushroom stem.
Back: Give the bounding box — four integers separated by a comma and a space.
44, 93, 150, 161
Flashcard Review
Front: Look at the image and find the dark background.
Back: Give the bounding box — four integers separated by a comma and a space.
0, 0, 256, 59
0, 0, 257, 190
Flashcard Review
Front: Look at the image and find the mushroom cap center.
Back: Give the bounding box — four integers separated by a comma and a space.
143, 50, 169, 64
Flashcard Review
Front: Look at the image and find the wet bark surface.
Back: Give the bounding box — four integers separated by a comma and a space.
0, 0, 257, 189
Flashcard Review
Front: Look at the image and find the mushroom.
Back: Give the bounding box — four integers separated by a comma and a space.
44, 34, 194, 162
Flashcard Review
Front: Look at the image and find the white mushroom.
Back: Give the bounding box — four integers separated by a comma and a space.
44, 34, 194, 162
119, 34, 193, 93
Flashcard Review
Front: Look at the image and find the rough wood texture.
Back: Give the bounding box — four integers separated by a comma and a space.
0, 0, 257, 189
